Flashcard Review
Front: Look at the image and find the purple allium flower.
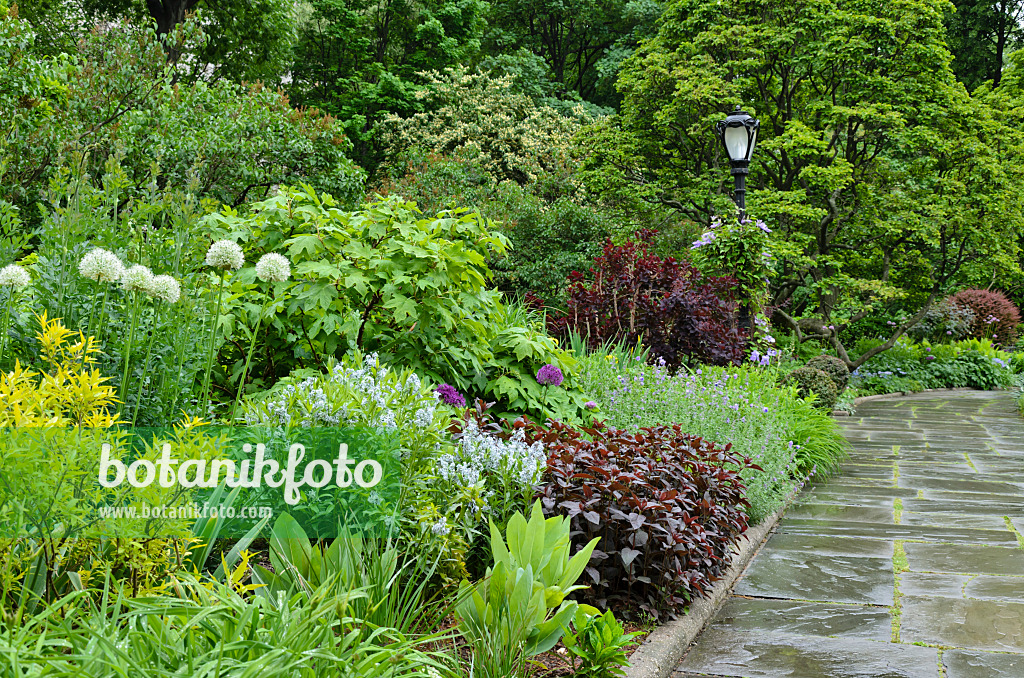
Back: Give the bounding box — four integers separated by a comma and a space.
536, 364, 564, 387
584, 401, 598, 410
435, 383, 466, 408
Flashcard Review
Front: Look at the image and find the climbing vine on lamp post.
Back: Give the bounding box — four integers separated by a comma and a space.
690, 215, 774, 325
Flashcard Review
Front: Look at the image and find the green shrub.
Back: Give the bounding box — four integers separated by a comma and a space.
214, 186, 587, 422
783, 366, 839, 411
0, 12, 364, 222
805, 354, 851, 393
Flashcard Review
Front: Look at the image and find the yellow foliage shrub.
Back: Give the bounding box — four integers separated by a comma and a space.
0, 312, 119, 427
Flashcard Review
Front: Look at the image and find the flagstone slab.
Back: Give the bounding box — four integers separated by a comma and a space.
708, 598, 893, 640
900, 573, 1024, 602
778, 519, 1019, 545
756, 533, 895, 558
900, 596, 1024, 652
898, 476, 1023, 494
675, 628, 940, 678
942, 649, 1024, 677
786, 502, 896, 523
899, 512, 1011, 531
734, 551, 894, 605
903, 543, 1024, 575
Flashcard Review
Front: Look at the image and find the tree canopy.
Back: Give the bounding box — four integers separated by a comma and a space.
583, 0, 1024, 368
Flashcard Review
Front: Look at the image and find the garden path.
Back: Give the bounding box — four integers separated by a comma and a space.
674, 390, 1024, 678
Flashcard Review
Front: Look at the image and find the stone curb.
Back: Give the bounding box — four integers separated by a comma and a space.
623, 498, 792, 678
831, 387, 978, 416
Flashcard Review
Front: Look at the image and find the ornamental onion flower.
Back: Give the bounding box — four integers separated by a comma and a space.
205, 239, 244, 270
435, 383, 466, 408
148, 274, 181, 303
536, 364, 564, 387
78, 248, 125, 283
121, 264, 154, 293
0, 264, 30, 289
255, 253, 291, 283
584, 401, 598, 410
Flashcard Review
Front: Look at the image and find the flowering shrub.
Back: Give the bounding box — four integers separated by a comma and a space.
949, 289, 1021, 344
378, 67, 591, 186
443, 412, 547, 532
549, 232, 747, 368
530, 419, 755, 619
244, 352, 449, 472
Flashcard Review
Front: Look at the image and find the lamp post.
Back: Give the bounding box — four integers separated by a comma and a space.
715, 105, 759, 218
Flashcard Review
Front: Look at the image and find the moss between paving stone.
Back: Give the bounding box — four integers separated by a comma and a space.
894, 498, 903, 524
1004, 516, 1024, 549
892, 540, 909, 642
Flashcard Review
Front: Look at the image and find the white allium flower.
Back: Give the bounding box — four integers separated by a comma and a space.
78, 248, 125, 283
148, 274, 181, 303
0, 264, 30, 290
121, 264, 154, 293
255, 253, 291, 283
205, 240, 244, 270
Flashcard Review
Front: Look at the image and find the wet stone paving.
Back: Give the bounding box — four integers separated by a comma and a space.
674, 391, 1024, 678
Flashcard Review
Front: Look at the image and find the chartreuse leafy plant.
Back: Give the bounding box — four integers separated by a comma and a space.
456, 501, 598, 676
562, 607, 640, 677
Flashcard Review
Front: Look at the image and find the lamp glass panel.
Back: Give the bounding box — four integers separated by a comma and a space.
723, 125, 749, 162
748, 127, 757, 159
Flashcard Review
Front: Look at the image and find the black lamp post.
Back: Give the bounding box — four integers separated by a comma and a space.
715, 105, 759, 218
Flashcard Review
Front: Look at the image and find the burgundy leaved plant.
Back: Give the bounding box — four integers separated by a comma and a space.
520, 418, 758, 620
547, 231, 748, 368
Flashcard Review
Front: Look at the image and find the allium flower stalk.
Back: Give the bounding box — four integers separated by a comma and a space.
435, 383, 466, 408
0, 264, 31, 368
78, 248, 125, 283
132, 274, 181, 426
117, 265, 156, 415
200, 241, 244, 413
232, 254, 292, 420
536, 364, 564, 387
255, 253, 291, 283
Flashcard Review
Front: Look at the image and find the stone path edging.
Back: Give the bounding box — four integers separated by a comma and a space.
623, 498, 793, 678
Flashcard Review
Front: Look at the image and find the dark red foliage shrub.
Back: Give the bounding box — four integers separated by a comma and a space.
949, 289, 1021, 344
547, 231, 747, 368
523, 419, 758, 620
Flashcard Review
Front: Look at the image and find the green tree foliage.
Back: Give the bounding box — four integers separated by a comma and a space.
586, 0, 1024, 369
15, 0, 298, 82
287, 0, 489, 168
0, 11, 363, 224
945, 0, 1024, 89
376, 151, 613, 304
484, 0, 662, 107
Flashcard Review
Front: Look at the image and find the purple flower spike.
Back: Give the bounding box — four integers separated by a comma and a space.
536, 364, 564, 387
435, 383, 466, 408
